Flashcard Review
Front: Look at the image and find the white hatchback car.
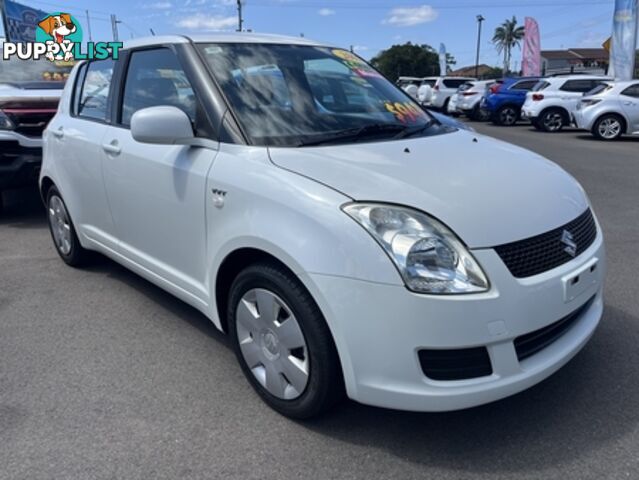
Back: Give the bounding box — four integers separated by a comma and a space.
448, 80, 498, 120
41, 34, 605, 418
420, 76, 476, 110
574, 80, 639, 140
522, 75, 611, 132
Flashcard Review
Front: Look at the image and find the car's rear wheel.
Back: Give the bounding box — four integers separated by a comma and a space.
493, 105, 519, 126
539, 108, 566, 132
228, 262, 343, 419
592, 114, 624, 141
441, 98, 450, 113
46, 186, 91, 267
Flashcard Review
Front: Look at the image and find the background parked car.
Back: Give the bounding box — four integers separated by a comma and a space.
0, 56, 67, 211
421, 76, 476, 111
522, 75, 611, 132
448, 80, 499, 121
397, 76, 424, 100
574, 80, 639, 141
483, 77, 543, 126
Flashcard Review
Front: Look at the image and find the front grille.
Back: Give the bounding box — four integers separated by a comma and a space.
4, 109, 57, 137
418, 347, 492, 380
515, 295, 595, 361
495, 209, 597, 278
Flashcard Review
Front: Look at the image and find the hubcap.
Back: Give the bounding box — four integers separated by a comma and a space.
501, 108, 516, 125
598, 118, 621, 139
236, 288, 309, 400
544, 112, 563, 131
48, 195, 72, 255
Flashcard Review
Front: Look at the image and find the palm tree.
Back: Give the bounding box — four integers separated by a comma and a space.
492, 16, 525, 74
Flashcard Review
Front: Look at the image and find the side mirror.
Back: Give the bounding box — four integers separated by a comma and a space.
131, 106, 195, 145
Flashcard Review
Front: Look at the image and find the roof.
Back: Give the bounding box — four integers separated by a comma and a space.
122, 33, 327, 50
541, 48, 608, 61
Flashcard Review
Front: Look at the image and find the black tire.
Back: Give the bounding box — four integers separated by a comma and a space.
592, 114, 624, 141
441, 98, 450, 113
539, 108, 566, 133
46, 186, 91, 267
531, 118, 544, 131
493, 105, 519, 126
228, 261, 344, 419
470, 104, 491, 122
0, 191, 3, 214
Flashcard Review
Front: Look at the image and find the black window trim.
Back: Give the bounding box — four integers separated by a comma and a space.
71, 58, 116, 125
109, 43, 217, 141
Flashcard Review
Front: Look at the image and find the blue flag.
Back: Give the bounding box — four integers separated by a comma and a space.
610, 0, 638, 80
439, 43, 447, 76
1, 0, 49, 42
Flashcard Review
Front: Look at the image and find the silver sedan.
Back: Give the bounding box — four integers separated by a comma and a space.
574, 80, 639, 140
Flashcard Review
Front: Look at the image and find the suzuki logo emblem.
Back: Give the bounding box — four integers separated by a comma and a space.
561, 230, 577, 257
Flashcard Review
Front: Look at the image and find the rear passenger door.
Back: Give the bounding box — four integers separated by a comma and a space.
620, 84, 639, 132
101, 47, 218, 302
47, 59, 117, 249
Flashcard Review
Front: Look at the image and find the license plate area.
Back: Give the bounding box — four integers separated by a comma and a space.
562, 257, 599, 303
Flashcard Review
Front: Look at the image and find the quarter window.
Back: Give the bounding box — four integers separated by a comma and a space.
120, 48, 197, 127
621, 84, 639, 98
77, 60, 114, 121
560, 80, 599, 93
510, 80, 538, 91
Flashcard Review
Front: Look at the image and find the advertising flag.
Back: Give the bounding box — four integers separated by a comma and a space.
522, 17, 541, 76
439, 43, 447, 75
1, 0, 49, 42
610, 0, 638, 80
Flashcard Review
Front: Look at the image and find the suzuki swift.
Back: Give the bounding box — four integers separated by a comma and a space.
41, 34, 605, 419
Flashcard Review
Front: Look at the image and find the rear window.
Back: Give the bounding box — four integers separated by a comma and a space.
585, 83, 612, 96
443, 79, 469, 89
532, 81, 550, 92
457, 82, 475, 92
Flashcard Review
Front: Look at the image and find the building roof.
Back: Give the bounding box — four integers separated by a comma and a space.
449, 64, 495, 76
541, 48, 608, 61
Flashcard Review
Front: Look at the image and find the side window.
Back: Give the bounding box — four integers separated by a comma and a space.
77, 60, 114, 121
443, 79, 467, 89
121, 48, 197, 127
621, 84, 639, 98
560, 80, 598, 93
510, 80, 537, 91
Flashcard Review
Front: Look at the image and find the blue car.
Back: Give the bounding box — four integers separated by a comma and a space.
482, 77, 543, 126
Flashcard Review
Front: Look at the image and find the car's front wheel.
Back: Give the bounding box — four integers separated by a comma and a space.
493, 105, 519, 126
592, 114, 624, 141
228, 262, 343, 419
46, 186, 91, 267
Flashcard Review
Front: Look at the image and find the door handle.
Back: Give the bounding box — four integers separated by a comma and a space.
51, 127, 64, 139
102, 141, 121, 155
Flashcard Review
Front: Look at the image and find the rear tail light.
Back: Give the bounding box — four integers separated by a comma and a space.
434, 84, 440, 91
489, 84, 502, 94
532, 93, 544, 101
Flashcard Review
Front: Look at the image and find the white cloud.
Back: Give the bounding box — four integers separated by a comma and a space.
177, 13, 237, 30
383, 5, 438, 27
318, 8, 335, 16
145, 1, 172, 9
353, 45, 369, 52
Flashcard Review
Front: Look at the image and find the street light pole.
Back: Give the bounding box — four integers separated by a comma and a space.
236, 0, 243, 32
475, 14, 485, 78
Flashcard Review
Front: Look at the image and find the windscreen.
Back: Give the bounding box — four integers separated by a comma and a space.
198, 43, 441, 147
0, 56, 72, 84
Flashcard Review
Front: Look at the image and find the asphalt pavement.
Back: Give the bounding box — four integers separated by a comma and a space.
1, 123, 638, 480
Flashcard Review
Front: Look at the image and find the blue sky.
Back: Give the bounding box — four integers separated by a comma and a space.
2, 0, 624, 67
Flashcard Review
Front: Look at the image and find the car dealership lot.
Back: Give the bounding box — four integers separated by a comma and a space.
1, 125, 638, 480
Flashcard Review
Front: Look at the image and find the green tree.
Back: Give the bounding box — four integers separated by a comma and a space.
370, 43, 456, 82
492, 16, 525, 74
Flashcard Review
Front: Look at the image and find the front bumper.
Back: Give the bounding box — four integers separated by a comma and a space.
0, 140, 42, 190
303, 231, 605, 412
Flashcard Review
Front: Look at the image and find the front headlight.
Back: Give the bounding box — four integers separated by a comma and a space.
0, 110, 15, 130
343, 203, 489, 294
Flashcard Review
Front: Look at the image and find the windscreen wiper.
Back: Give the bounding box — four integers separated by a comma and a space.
297, 123, 409, 147
392, 120, 437, 140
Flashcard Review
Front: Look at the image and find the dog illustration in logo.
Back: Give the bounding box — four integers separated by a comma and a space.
38, 13, 77, 61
